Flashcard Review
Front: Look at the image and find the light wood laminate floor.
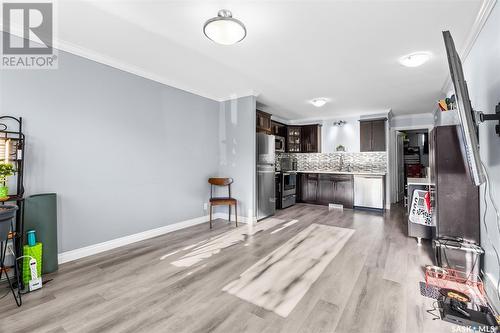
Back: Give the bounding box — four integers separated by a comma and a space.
0, 204, 455, 333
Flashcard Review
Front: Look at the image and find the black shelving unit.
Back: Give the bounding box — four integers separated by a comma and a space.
0, 116, 26, 294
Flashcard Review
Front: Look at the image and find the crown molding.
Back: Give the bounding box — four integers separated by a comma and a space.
391, 112, 434, 120
54, 37, 226, 102
1, 28, 227, 102
441, 0, 497, 93
286, 110, 390, 125
219, 91, 259, 102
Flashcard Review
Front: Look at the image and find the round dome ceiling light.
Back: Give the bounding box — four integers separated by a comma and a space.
399, 52, 431, 67
310, 98, 328, 107
203, 9, 246, 45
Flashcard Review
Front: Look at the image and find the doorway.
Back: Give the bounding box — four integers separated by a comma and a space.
394, 128, 430, 205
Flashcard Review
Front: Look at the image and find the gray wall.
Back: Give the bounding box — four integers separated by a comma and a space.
462, 2, 500, 310
218, 96, 257, 221
0, 46, 222, 252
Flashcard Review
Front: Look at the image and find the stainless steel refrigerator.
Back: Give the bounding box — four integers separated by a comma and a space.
257, 133, 276, 220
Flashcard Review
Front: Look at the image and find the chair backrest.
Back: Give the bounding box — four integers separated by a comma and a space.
208, 178, 233, 198
208, 178, 233, 186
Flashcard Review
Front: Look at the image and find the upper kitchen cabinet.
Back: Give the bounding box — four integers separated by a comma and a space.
287, 126, 302, 152
301, 124, 322, 153
271, 120, 287, 138
256, 110, 272, 133
360, 119, 386, 152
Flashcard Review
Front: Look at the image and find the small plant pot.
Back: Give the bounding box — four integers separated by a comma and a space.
0, 186, 9, 199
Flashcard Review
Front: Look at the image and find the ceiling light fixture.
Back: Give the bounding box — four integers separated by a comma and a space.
333, 120, 346, 127
203, 9, 246, 45
310, 98, 328, 107
399, 52, 431, 67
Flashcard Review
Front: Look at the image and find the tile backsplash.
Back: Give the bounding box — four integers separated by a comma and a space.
276, 152, 387, 173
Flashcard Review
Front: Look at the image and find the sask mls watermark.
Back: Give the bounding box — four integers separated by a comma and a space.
1, 1, 57, 69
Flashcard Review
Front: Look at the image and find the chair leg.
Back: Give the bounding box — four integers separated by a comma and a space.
209, 204, 212, 229
229, 205, 231, 222
235, 202, 238, 227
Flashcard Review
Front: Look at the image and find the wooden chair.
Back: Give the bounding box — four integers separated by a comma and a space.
208, 178, 237, 229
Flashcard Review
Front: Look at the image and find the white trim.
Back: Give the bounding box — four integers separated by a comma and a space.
460, 0, 497, 61
390, 124, 434, 131
441, 0, 497, 93
215, 212, 256, 225
58, 213, 254, 264
219, 92, 259, 102
270, 115, 291, 125
388, 124, 434, 204
390, 113, 433, 121
286, 110, 390, 124
2, 28, 222, 102
55, 38, 224, 102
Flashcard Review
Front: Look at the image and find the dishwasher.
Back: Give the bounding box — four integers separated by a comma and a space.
353, 175, 384, 210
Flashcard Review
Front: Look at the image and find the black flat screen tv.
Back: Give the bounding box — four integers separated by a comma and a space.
442, 30, 485, 186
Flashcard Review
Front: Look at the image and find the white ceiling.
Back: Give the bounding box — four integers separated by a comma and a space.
54, 0, 484, 120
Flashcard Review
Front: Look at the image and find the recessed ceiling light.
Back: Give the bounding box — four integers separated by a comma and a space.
399, 52, 431, 67
310, 98, 328, 107
203, 9, 246, 45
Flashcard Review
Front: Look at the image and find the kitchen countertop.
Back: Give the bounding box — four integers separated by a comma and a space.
407, 177, 434, 185
295, 170, 386, 176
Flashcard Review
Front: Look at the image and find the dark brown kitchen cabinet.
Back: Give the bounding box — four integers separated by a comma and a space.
317, 174, 335, 205
271, 120, 287, 138
256, 110, 272, 133
430, 125, 479, 242
332, 175, 354, 209
301, 124, 322, 153
360, 119, 386, 152
300, 173, 318, 203
287, 126, 302, 152
299, 173, 353, 208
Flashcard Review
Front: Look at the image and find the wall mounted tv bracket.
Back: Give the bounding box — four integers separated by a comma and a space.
475, 102, 500, 136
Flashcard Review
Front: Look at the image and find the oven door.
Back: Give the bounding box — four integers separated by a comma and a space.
282, 173, 296, 197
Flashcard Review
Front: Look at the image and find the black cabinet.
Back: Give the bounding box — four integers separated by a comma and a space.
318, 174, 335, 205
271, 120, 287, 138
300, 173, 318, 203
332, 175, 354, 209
431, 126, 479, 242
301, 125, 322, 153
360, 119, 386, 152
299, 173, 353, 208
286, 124, 322, 153
256, 110, 272, 133
287, 126, 302, 152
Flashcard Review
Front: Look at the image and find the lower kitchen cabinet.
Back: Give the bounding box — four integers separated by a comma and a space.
317, 174, 335, 205
332, 175, 354, 209
300, 173, 319, 203
299, 173, 353, 208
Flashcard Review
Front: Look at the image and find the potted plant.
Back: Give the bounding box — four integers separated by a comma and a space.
0, 163, 15, 199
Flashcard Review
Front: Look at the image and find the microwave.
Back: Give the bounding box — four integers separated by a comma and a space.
275, 136, 285, 152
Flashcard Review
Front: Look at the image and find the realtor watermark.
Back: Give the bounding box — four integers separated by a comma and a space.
1, 1, 57, 69
452, 325, 497, 332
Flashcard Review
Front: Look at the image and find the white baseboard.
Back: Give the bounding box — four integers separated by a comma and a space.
58, 213, 254, 264
215, 213, 256, 225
